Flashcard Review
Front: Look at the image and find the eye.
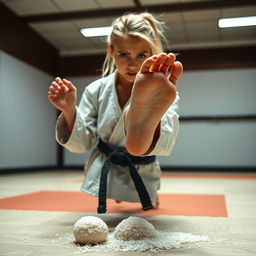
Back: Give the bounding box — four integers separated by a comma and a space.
138, 53, 147, 59
118, 52, 128, 58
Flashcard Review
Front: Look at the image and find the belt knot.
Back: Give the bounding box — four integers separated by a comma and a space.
109, 150, 129, 166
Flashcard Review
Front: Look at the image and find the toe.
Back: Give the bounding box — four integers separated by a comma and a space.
168, 61, 183, 86
139, 55, 157, 73
159, 54, 175, 73
151, 53, 168, 72
168, 53, 176, 61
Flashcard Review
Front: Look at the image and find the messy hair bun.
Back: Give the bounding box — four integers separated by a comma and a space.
102, 12, 167, 76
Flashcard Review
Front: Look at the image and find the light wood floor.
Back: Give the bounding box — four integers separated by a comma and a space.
0, 170, 256, 256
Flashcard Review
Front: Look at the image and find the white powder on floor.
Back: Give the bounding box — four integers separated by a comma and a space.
107, 230, 208, 252
43, 216, 209, 253
61, 229, 208, 253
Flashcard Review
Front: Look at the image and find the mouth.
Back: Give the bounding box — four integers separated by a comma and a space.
126, 72, 137, 77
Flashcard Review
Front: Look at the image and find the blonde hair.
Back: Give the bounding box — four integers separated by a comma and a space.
102, 12, 167, 77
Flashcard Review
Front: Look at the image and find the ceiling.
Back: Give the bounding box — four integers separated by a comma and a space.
1, 0, 256, 57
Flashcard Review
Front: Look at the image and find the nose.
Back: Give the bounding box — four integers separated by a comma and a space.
128, 57, 138, 68
128, 59, 138, 72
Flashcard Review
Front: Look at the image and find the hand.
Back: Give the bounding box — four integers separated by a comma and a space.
48, 77, 77, 114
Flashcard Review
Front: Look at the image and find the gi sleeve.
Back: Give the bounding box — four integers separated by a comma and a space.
55, 87, 98, 153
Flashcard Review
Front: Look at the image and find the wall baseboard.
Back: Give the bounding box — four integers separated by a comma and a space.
0, 166, 58, 174
61, 165, 256, 172
160, 166, 256, 172
0, 165, 255, 174
180, 114, 256, 122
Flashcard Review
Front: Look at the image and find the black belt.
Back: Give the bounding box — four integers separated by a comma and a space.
97, 139, 156, 213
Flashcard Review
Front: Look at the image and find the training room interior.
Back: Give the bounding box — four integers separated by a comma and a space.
0, 0, 256, 255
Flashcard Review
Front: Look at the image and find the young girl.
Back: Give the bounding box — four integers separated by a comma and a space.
48, 12, 183, 213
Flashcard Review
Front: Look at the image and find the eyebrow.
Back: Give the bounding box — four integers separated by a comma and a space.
117, 50, 149, 54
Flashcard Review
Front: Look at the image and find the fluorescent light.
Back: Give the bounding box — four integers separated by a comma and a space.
80, 26, 112, 37
218, 16, 256, 28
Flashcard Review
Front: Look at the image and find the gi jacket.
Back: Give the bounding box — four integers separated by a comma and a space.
56, 71, 180, 205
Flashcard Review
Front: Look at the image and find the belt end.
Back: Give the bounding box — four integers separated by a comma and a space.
97, 205, 106, 214
143, 205, 154, 211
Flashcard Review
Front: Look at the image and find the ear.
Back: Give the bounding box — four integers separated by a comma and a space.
108, 44, 113, 56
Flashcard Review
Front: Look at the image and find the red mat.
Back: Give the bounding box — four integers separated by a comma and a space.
0, 190, 227, 217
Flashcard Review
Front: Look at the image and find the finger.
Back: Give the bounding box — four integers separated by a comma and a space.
54, 78, 69, 93
139, 56, 157, 73
63, 78, 76, 91
48, 91, 58, 101
48, 91, 56, 97
49, 84, 59, 94
168, 61, 183, 86
55, 77, 63, 86
55, 80, 69, 93
51, 81, 61, 90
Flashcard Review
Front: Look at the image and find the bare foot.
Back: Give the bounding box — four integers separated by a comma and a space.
153, 194, 159, 209
125, 53, 183, 156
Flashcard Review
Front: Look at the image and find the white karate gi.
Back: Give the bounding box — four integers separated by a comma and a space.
56, 71, 180, 205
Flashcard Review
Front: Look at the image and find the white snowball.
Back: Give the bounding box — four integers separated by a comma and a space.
73, 216, 108, 244
113, 216, 156, 241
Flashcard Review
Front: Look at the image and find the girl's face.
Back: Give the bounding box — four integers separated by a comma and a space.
109, 35, 152, 86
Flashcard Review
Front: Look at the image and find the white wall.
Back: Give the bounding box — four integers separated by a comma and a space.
0, 51, 57, 168
64, 68, 256, 168
178, 68, 256, 116
158, 121, 256, 167
164, 68, 256, 167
